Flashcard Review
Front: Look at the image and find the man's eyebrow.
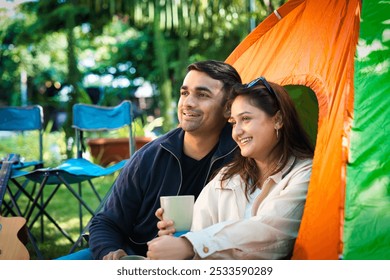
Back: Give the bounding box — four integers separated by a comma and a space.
195, 86, 212, 92
180, 85, 213, 93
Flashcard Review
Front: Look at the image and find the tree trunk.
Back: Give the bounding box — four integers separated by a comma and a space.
64, 15, 92, 157
153, 0, 174, 133
173, 2, 189, 102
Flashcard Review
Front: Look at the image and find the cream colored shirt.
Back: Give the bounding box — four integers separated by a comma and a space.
183, 156, 312, 259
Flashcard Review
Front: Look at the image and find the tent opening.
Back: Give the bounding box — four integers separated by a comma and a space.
284, 85, 318, 147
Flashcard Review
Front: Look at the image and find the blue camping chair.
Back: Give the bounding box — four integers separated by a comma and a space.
0, 105, 45, 258
12, 101, 135, 248
0, 105, 44, 171
0, 105, 44, 219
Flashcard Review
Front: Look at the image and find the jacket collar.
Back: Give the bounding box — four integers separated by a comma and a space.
160, 128, 185, 158
160, 123, 237, 160
211, 123, 238, 162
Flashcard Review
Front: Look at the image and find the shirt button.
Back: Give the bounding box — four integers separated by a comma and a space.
203, 246, 209, 253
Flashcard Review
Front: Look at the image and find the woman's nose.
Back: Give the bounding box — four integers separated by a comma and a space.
233, 123, 243, 137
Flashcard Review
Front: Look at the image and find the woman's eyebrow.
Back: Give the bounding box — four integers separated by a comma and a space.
232, 111, 253, 117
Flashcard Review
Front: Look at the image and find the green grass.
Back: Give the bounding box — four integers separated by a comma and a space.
6, 173, 118, 260
1, 131, 120, 260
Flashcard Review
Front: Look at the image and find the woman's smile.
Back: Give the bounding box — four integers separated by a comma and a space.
238, 136, 253, 145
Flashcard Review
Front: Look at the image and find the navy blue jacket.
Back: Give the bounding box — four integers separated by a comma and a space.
89, 124, 237, 259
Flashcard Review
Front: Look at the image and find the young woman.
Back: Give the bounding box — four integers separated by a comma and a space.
147, 77, 314, 259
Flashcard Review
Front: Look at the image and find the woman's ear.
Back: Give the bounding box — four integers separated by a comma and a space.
274, 110, 283, 129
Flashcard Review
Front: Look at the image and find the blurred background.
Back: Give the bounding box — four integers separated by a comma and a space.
1, 0, 286, 162
0, 0, 286, 258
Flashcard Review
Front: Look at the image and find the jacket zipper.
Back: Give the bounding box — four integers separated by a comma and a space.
202, 145, 237, 187
161, 144, 183, 195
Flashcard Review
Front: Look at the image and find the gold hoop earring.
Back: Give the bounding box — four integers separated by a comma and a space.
276, 128, 279, 139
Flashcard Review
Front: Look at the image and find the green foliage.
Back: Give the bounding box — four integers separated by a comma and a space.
0, 123, 66, 167
1, 1, 289, 259
2, 0, 286, 135
132, 115, 164, 137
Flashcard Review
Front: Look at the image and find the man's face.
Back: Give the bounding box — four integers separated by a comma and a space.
178, 70, 227, 135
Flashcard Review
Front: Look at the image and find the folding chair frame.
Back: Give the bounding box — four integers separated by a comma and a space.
13, 101, 135, 256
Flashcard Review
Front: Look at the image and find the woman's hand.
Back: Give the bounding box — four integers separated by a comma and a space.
155, 208, 176, 236
147, 235, 195, 260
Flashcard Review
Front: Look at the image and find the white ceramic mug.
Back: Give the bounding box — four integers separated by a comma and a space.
160, 195, 194, 232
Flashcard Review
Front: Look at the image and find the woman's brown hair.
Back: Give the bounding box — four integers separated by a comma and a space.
222, 78, 314, 196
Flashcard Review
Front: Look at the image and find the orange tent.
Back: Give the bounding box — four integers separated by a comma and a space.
226, 0, 361, 259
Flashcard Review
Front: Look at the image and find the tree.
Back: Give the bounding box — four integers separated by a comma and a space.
14, 0, 114, 156
15, 1, 157, 136
2, 0, 286, 154
75, 0, 285, 131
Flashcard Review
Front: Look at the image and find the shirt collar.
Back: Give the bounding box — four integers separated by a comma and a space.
269, 156, 296, 183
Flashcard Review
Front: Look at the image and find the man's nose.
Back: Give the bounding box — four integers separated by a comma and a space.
183, 94, 196, 107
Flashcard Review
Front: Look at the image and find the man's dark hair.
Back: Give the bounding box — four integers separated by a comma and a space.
187, 60, 242, 102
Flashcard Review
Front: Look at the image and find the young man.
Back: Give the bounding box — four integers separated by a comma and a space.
63, 60, 241, 260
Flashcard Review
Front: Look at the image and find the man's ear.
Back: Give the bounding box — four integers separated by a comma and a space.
274, 111, 283, 129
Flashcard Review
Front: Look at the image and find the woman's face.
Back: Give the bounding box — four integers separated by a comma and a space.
229, 95, 278, 161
